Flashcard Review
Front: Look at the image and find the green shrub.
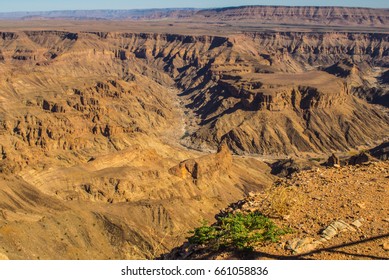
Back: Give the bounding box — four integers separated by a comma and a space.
188, 212, 291, 250
188, 220, 219, 245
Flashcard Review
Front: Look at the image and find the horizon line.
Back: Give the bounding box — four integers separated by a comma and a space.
1, 5, 388, 14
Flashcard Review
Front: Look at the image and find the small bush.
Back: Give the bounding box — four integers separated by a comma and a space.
266, 187, 289, 217
261, 186, 305, 218
188, 220, 218, 245
188, 212, 291, 250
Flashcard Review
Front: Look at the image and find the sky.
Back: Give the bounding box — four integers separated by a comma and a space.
1, 0, 388, 13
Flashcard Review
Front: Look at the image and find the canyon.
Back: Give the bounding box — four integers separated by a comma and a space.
0, 6, 388, 260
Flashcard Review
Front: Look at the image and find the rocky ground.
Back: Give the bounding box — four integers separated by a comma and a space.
164, 159, 389, 260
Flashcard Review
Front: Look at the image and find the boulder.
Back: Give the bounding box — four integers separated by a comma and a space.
369, 142, 389, 161
287, 237, 321, 254
348, 152, 374, 165
270, 158, 317, 177
324, 153, 340, 167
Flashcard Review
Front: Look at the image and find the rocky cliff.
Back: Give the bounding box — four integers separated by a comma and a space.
1, 30, 388, 159
102, 31, 388, 154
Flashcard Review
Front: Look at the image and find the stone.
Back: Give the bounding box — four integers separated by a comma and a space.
351, 220, 363, 228
321, 225, 338, 240
287, 237, 319, 254
324, 153, 340, 167
321, 220, 355, 240
348, 152, 373, 166
248, 192, 256, 198
356, 203, 366, 209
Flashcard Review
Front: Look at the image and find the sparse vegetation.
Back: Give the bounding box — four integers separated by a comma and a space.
258, 185, 305, 218
188, 212, 291, 250
267, 187, 291, 217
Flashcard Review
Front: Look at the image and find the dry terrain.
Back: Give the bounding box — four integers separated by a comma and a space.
164, 160, 389, 260
0, 6, 388, 260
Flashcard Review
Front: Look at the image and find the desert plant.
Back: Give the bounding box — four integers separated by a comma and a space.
188, 220, 219, 245
260, 186, 305, 218
188, 212, 291, 250
266, 187, 291, 217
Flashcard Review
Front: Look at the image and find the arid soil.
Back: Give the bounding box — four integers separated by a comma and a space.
0, 6, 388, 260
164, 160, 389, 260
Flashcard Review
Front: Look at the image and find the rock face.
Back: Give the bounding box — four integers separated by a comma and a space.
1, 31, 387, 163
175, 32, 389, 155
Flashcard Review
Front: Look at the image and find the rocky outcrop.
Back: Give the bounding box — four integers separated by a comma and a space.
324, 154, 340, 167
287, 219, 364, 254
348, 152, 375, 165
169, 143, 232, 183
369, 141, 389, 160
270, 158, 318, 177
324, 60, 358, 78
